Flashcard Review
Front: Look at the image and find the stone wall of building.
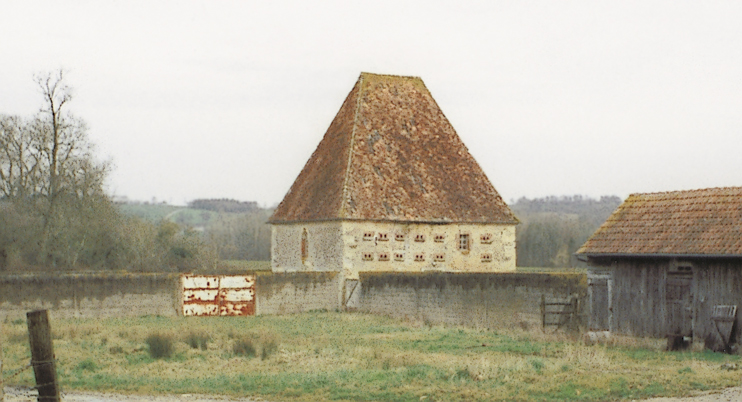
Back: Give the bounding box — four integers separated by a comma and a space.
357, 272, 586, 329
342, 222, 516, 279
271, 222, 344, 273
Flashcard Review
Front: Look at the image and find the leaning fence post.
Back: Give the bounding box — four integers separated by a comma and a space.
26, 310, 60, 402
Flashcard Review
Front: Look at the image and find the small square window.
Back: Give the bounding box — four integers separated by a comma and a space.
362, 252, 373, 261
433, 253, 445, 262
434, 234, 445, 242
414, 253, 425, 262
394, 252, 404, 261
378, 253, 390, 261
395, 233, 405, 241
481, 253, 492, 263
363, 232, 374, 241
480, 233, 493, 244
458, 234, 470, 251
414, 234, 426, 242
377, 233, 389, 241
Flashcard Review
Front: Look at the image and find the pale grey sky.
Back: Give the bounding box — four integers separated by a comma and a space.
2, 1, 741, 206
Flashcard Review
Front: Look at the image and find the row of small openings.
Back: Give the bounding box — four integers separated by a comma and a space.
362, 232, 497, 244
361, 252, 494, 263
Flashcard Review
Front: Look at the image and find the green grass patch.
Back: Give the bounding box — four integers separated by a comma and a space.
2, 312, 741, 401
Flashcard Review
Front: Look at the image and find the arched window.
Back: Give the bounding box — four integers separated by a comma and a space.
301, 229, 308, 264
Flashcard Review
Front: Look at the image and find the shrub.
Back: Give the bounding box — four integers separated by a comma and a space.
185, 332, 210, 350
77, 359, 97, 372
145, 333, 173, 359
233, 337, 256, 357
261, 336, 278, 360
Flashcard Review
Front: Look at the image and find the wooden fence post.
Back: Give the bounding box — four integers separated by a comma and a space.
26, 310, 60, 402
1, 320, 4, 402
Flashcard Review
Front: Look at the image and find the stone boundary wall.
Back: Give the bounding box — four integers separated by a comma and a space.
256, 272, 341, 315
0, 273, 180, 320
358, 272, 587, 329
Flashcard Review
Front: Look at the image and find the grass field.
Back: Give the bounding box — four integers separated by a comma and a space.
2, 312, 740, 402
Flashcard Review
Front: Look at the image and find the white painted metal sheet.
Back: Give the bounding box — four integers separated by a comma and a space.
181, 274, 256, 316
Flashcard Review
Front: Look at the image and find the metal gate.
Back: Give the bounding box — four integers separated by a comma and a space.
181, 274, 256, 316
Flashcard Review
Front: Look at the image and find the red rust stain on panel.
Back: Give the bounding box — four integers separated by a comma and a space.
181, 274, 256, 316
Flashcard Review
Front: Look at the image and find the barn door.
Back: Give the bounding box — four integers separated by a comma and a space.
666, 267, 693, 338
588, 272, 612, 331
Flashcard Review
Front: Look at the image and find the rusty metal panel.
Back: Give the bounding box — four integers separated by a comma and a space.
181, 274, 256, 316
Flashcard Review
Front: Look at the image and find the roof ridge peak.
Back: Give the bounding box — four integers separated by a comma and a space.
630, 186, 742, 197
339, 74, 365, 218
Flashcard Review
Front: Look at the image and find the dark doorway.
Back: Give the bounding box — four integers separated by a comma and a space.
588, 272, 612, 331
666, 266, 693, 346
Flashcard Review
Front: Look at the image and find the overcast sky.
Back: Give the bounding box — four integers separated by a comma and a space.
2, 1, 741, 206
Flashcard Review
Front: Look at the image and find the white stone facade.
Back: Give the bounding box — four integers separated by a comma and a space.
271, 221, 516, 280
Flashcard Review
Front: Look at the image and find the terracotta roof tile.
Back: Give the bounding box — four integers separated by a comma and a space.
270, 73, 517, 224
576, 187, 742, 256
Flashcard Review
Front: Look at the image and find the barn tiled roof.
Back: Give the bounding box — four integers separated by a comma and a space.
269, 72, 517, 224
576, 187, 742, 257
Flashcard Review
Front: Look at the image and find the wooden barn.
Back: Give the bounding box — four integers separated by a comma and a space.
576, 187, 742, 350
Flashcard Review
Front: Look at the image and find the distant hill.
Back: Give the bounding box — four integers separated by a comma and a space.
117, 200, 273, 261
188, 199, 259, 214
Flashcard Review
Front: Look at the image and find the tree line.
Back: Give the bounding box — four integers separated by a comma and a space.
511, 195, 622, 267
0, 71, 214, 273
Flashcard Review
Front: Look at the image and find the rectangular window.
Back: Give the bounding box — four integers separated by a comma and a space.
458, 234, 470, 251
481, 253, 492, 262
414, 253, 425, 262
378, 253, 390, 261
363, 232, 374, 241
415, 234, 426, 242
362, 252, 373, 261
394, 252, 404, 261
480, 233, 493, 244
395, 233, 405, 241
434, 253, 445, 262
377, 233, 389, 241
434, 234, 445, 242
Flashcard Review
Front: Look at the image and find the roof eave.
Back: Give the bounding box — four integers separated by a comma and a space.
577, 252, 742, 259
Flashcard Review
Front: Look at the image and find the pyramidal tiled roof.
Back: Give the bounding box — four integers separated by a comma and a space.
577, 187, 742, 257
269, 72, 517, 224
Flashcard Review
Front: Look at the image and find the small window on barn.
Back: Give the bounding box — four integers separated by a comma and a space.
395, 233, 405, 241
434, 253, 445, 262
378, 232, 389, 241
414, 253, 425, 262
301, 229, 308, 264
458, 234, 470, 251
363, 232, 374, 241
362, 252, 373, 261
394, 252, 404, 261
481, 253, 492, 263
434, 234, 445, 242
378, 253, 390, 261
415, 234, 426, 242
480, 233, 493, 244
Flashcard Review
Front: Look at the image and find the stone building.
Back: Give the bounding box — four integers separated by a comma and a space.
269, 73, 518, 280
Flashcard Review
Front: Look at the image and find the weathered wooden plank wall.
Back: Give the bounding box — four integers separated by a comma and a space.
694, 260, 742, 345
592, 258, 742, 344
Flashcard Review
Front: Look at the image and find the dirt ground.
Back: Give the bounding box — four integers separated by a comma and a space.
3, 386, 742, 402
